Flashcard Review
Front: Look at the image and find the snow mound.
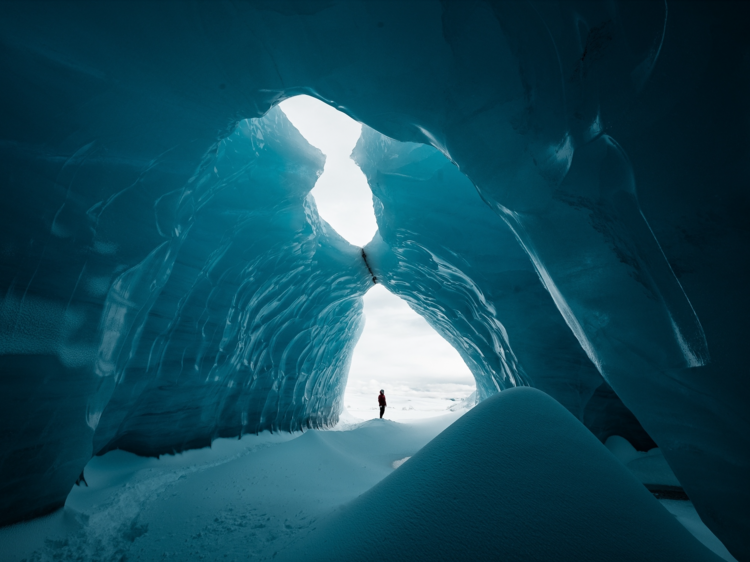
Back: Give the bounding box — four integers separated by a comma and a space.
277, 388, 721, 562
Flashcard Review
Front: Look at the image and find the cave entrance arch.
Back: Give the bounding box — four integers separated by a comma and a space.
0, 4, 743, 555
279, 95, 476, 421
345, 284, 476, 421
275, 93, 632, 434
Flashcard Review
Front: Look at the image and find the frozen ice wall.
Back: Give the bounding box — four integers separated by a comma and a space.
92, 109, 371, 456
357, 127, 655, 448
0, 1, 748, 558
0, 102, 371, 523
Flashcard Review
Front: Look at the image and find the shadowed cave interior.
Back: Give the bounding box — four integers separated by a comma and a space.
1, 2, 749, 561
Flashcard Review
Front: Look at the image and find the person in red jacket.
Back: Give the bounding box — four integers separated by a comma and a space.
378, 389, 387, 419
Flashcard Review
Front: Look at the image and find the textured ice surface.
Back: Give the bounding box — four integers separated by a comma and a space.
357, 126, 654, 446
0, 1, 748, 558
0, 104, 372, 522
92, 109, 371, 457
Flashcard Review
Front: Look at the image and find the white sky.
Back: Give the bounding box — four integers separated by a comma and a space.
278, 95, 376, 247
344, 285, 476, 421
278, 96, 475, 421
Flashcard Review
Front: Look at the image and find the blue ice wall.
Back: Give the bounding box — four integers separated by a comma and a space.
0, 1, 748, 557
0, 103, 371, 522
357, 127, 655, 449
92, 109, 370, 456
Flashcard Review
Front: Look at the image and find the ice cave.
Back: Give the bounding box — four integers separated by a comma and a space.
0, 1, 748, 561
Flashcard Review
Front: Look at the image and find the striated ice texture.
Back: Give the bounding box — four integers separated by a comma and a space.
357, 126, 654, 449
0, 1, 748, 558
0, 103, 372, 522
91, 109, 370, 456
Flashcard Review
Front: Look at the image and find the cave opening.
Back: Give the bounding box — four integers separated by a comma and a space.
279, 95, 476, 420
0, 2, 747, 559
279, 95, 376, 247
345, 284, 476, 421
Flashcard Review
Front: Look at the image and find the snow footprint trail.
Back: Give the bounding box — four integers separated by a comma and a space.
8, 432, 297, 562
5, 413, 464, 562
26, 470, 182, 562
126, 417, 463, 561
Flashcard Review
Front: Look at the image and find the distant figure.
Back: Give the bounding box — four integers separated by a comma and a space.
378, 389, 387, 419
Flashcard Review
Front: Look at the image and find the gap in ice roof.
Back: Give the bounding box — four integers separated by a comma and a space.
279, 95, 377, 247
279, 96, 476, 420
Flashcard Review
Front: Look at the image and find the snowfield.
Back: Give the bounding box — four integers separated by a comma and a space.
2, 389, 736, 562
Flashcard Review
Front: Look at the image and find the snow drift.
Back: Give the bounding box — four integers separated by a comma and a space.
278, 388, 721, 562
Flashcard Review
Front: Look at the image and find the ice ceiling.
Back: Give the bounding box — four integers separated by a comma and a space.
0, 1, 748, 559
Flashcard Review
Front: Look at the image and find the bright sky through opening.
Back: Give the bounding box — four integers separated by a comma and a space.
279, 95, 475, 421
344, 285, 476, 421
278, 95, 376, 247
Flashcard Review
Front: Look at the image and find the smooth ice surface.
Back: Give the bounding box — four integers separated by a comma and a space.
278, 388, 722, 562
1, 2, 749, 557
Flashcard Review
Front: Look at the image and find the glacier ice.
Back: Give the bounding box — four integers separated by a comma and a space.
1, 104, 372, 522
92, 109, 371, 457
0, 1, 748, 559
357, 125, 654, 447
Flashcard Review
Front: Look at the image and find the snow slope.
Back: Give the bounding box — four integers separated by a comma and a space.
1, 394, 735, 561
1, 412, 464, 562
277, 388, 724, 562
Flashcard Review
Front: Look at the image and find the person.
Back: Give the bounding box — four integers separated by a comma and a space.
378, 389, 387, 419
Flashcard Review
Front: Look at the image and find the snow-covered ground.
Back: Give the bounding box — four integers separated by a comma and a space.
1, 394, 736, 562
344, 386, 476, 422
342, 284, 478, 423
1, 410, 464, 562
